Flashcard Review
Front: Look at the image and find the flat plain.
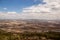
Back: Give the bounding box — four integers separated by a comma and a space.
0, 19, 60, 40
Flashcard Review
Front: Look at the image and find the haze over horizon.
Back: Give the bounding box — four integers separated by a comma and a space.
0, 0, 60, 20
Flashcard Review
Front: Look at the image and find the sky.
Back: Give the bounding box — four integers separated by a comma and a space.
0, 0, 44, 12
0, 0, 60, 20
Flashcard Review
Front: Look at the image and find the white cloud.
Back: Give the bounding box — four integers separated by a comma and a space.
0, 0, 60, 20
0, 12, 21, 19
3, 8, 7, 10
21, 0, 60, 20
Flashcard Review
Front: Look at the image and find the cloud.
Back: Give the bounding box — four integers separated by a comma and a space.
0, 12, 21, 19
21, 0, 60, 20
7, 12, 16, 14
0, 0, 60, 20
3, 8, 7, 10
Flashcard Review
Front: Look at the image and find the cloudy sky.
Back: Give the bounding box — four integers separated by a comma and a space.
0, 0, 60, 20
